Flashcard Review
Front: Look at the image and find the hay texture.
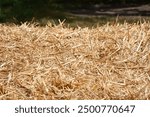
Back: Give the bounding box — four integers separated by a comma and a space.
0, 22, 150, 100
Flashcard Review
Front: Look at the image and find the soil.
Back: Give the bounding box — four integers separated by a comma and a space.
69, 4, 150, 17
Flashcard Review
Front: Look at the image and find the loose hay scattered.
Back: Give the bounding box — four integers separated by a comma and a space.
0, 22, 150, 100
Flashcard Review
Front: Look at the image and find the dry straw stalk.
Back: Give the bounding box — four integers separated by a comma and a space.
0, 22, 150, 100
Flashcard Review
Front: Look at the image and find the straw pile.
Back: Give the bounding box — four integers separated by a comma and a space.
0, 22, 150, 100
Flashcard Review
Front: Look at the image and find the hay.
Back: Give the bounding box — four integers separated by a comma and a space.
0, 22, 150, 100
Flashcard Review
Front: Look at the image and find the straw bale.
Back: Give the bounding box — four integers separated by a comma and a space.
0, 22, 150, 100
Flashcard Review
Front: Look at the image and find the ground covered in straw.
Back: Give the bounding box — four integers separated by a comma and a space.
0, 22, 150, 100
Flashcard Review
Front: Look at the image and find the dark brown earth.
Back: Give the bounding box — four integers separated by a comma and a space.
69, 4, 150, 17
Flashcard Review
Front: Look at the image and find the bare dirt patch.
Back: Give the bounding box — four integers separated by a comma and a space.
69, 4, 150, 16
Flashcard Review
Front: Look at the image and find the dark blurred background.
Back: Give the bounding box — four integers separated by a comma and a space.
0, 0, 150, 26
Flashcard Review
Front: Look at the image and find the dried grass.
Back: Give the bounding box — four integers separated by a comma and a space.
0, 22, 150, 100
